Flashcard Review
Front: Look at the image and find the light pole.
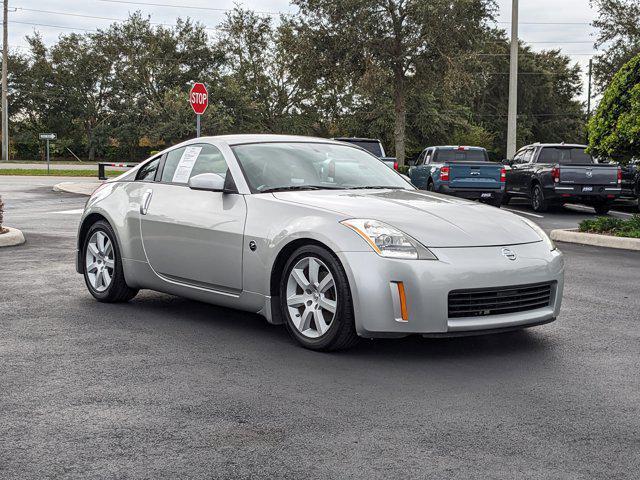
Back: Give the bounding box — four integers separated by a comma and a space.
2, 0, 8, 162
506, 0, 519, 160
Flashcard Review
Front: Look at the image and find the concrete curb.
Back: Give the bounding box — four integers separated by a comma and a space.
550, 228, 640, 252
0, 227, 26, 247
53, 181, 102, 196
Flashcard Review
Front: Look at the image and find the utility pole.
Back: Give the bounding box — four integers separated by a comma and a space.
587, 58, 593, 118
2, 0, 8, 162
586, 58, 593, 144
506, 0, 519, 160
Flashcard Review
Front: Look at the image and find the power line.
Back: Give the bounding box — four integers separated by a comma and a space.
14, 7, 222, 31
94, 0, 289, 16
10, 20, 96, 32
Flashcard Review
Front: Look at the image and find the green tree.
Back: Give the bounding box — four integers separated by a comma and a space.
591, 0, 640, 92
293, 0, 496, 166
588, 53, 640, 162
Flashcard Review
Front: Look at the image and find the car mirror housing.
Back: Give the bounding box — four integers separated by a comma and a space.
501, 159, 512, 166
188, 173, 226, 192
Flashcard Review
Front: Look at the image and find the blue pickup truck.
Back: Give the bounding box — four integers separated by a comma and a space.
408, 146, 505, 207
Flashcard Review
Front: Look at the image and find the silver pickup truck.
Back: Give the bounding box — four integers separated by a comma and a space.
503, 143, 621, 214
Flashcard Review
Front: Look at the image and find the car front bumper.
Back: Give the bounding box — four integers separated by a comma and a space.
337, 242, 564, 338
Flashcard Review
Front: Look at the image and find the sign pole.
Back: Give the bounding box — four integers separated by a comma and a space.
189, 83, 208, 138
46, 138, 50, 175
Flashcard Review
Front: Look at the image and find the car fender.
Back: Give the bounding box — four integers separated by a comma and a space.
241, 195, 372, 299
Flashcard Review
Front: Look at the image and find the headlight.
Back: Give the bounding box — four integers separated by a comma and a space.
521, 217, 556, 251
340, 219, 437, 260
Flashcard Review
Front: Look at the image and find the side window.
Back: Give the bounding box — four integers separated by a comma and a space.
161, 144, 228, 184
513, 150, 525, 164
522, 149, 533, 164
135, 156, 160, 181
425, 149, 433, 164
415, 151, 425, 166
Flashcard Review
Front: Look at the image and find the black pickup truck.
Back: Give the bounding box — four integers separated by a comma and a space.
503, 143, 622, 214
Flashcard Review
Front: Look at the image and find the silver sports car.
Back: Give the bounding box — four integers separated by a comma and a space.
76, 135, 564, 350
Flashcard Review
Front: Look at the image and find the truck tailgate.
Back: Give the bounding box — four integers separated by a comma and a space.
560, 165, 618, 186
449, 162, 501, 189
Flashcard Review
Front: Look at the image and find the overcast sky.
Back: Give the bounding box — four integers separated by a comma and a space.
7, 0, 598, 101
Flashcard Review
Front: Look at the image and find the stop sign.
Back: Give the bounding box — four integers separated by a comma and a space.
189, 82, 208, 115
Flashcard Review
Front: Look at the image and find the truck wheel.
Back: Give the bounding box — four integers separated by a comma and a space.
486, 197, 502, 208
531, 184, 548, 213
593, 203, 611, 215
427, 180, 435, 191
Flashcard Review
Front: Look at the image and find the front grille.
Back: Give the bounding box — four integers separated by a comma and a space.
448, 282, 554, 318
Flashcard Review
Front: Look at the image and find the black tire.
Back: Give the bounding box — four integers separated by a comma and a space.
279, 245, 359, 351
486, 196, 503, 208
501, 193, 511, 205
82, 220, 138, 303
593, 203, 611, 215
531, 184, 548, 213
426, 180, 435, 191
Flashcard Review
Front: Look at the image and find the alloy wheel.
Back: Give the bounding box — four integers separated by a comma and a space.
286, 256, 337, 338
85, 231, 115, 292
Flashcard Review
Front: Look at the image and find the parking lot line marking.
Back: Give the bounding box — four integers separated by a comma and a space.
502, 207, 544, 219
52, 209, 84, 215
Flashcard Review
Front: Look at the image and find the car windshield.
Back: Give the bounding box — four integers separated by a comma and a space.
435, 149, 488, 162
232, 142, 412, 193
538, 147, 593, 164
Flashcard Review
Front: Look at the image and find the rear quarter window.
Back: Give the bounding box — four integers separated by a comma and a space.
135, 157, 160, 181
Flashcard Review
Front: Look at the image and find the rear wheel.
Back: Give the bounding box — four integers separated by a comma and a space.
426, 180, 435, 191
83, 220, 138, 303
279, 245, 358, 351
531, 184, 548, 213
593, 202, 611, 215
486, 196, 503, 208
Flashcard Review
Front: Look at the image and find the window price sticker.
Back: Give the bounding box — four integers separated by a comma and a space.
172, 146, 202, 183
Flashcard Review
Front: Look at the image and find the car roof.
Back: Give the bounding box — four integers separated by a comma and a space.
525, 143, 588, 149
196, 134, 342, 146
429, 145, 487, 150
332, 137, 381, 143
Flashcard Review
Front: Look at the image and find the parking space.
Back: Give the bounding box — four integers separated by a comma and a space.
1, 177, 639, 478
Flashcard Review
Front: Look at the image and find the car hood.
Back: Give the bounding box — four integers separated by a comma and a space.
272, 189, 542, 248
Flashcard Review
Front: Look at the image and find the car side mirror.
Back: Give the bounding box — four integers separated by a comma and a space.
501, 159, 512, 166
188, 173, 225, 192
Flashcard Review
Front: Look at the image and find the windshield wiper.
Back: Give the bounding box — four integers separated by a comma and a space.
259, 185, 343, 193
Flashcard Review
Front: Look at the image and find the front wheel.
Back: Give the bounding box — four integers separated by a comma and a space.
82, 220, 138, 303
531, 184, 548, 213
280, 245, 358, 351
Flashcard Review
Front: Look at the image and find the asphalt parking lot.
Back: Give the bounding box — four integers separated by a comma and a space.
1, 176, 639, 479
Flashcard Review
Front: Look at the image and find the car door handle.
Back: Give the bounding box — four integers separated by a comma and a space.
140, 189, 153, 215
